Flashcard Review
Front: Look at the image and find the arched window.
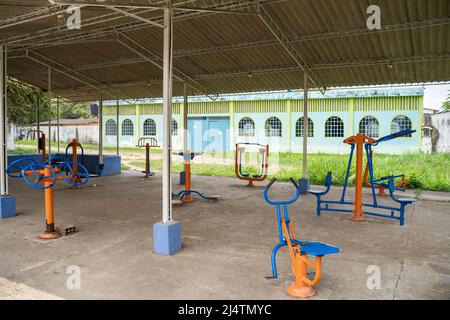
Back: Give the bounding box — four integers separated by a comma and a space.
391, 115, 412, 137
295, 118, 314, 138
265, 117, 282, 137
105, 119, 117, 136
171, 119, 178, 136
359, 116, 379, 138
325, 116, 344, 137
143, 118, 156, 136
121, 119, 134, 136
238, 117, 255, 137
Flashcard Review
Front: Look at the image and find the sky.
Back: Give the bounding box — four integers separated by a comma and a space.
423, 84, 449, 110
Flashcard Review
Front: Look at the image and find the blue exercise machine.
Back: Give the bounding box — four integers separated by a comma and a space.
309, 129, 417, 225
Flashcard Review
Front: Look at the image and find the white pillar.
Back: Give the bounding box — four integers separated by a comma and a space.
99, 91, 104, 164
116, 98, 120, 156
0, 46, 8, 195
183, 82, 188, 153
302, 72, 308, 178
162, 6, 173, 223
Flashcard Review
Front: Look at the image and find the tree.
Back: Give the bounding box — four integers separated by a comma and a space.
443, 91, 450, 111
7, 78, 91, 125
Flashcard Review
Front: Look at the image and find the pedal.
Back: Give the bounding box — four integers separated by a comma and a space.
56, 224, 77, 236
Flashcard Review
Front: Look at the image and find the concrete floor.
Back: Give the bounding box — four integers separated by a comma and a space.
0, 171, 449, 300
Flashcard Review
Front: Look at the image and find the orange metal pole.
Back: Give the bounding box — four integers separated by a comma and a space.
72, 139, 78, 172
351, 135, 365, 222
184, 161, 193, 202
40, 166, 60, 240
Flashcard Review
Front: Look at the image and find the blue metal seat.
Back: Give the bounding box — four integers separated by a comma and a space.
300, 241, 340, 257
308, 172, 332, 196
388, 177, 417, 225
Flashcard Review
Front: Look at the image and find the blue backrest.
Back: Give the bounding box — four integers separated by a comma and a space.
325, 172, 332, 188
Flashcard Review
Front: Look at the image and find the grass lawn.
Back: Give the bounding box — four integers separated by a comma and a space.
129, 152, 450, 192
11, 140, 450, 191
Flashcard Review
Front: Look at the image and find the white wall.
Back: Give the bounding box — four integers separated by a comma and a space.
432, 112, 450, 153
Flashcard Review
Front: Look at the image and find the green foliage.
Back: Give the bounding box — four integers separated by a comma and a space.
406, 173, 423, 189
7, 78, 90, 125
443, 91, 450, 111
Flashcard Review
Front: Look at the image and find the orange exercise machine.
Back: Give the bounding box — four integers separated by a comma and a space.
235, 143, 269, 187
172, 152, 219, 203
264, 178, 339, 298
137, 137, 159, 179
6, 158, 89, 240
310, 131, 417, 225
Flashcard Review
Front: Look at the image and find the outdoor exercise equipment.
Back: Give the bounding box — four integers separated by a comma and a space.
27, 129, 46, 162
6, 157, 89, 239
65, 139, 104, 178
137, 137, 159, 179
65, 139, 85, 185
309, 131, 417, 225
172, 152, 220, 203
363, 130, 416, 195
235, 143, 269, 187
264, 178, 339, 298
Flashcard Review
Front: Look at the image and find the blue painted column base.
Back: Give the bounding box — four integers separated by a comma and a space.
179, 171, 186, 185
153, 221, 182, 256
0, 195, 16, 219
299, 178, 310, 195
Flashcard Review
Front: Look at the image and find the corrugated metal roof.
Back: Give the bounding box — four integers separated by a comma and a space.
1, 0, 449, 102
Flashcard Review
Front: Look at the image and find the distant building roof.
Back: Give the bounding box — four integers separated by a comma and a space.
103, 86, 425, 106
37, 119, 98, 126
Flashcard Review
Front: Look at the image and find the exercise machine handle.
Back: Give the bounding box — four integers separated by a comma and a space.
264, 177, 300, 206
290, 177, 299, 189
266, 178, 277, 189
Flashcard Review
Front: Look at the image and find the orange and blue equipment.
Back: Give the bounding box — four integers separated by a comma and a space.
264, 177, 339, 298
6, 157, 89, 240
309, 130, 417, 225
235, 143, 269, 187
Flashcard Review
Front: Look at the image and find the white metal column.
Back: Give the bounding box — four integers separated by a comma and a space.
302, 72, 308, 179
162, 6, 174, 224
47, 67, 52, 161
183, 82, 188, 153
0, 46, 8, 196
99, 91, 104, 165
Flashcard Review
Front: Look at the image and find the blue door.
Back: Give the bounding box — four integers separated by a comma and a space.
204, 118, 230, 153
188, 118, 205, 152
187, 117, 230, 152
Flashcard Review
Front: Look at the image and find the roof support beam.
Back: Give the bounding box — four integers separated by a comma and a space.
24, 50, 132, 100
0, 5, 81, 31
52, 53, 450, 92
116, 32, 217, 100
108, 7, 164, 28
49, 0, 261, 15
174, 17, 450, 57
257, 5, 324, 92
